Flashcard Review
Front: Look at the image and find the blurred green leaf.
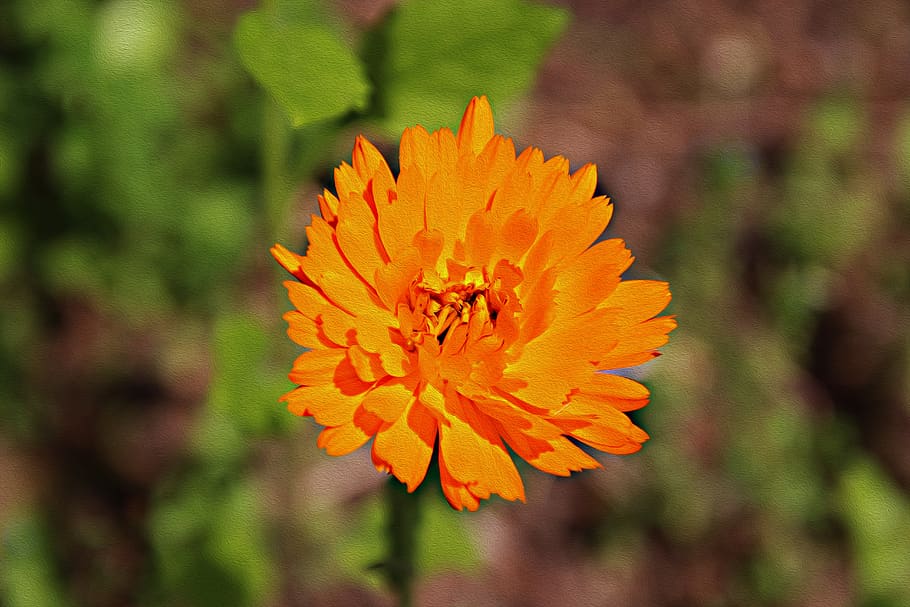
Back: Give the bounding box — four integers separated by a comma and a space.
809, 97, 863, 156
177, 184, 254, 294
51, 124, 94, 195
234, 10, 370, 127
92, 0, 179, 76
18, 0, 95, 95
14, 0, 91, 45
371, 0, 569, 134
0, 129, 21, 197
748, 526, 814, 603
149, 478, 275, 607
0, 516, 69, 607
0, 220, 20, 281
839, 458, 910, 606
769, 265, 832, 356
770, 100, 881, 268
778, 165, 880, 266
648, 442, 715, 543
39, 236, 108, 295
897, 109, 910, 196
208, 313, 293, 438
331, 493, 480, 586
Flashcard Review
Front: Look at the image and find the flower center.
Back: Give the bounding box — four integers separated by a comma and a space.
403, 268, 498, 350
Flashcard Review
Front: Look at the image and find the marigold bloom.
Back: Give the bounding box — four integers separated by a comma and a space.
272, 97, 675, 511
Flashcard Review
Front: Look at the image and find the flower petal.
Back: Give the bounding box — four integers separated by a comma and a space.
335, 189, 389, 289
425, 129, 476, 267
282, 348, 372, 426
550, 392, 650, 454
283, 360, 371, 427
318, 189, 339, 225
283, 310, 333, 349
347, 345, 387, 383
524, 436, 603, 475
271, 243, 307, 281
438, 389, 526, 508
351, 135, 395, 197
439, 453, 480, 511
378, 155, 426, 260
375, 253, 421, 311
457, 96, 495, 157
578, 373, 651, 412
600, 279, 673, 324
594, 315, 677, 370
361, 377, 416, 422
477, 393, 600, 475
289, 348, 347, 385
553, 238, 632, 318
300, 216, 381, 317
371, 400, 437, 492
317, 407, 384, 456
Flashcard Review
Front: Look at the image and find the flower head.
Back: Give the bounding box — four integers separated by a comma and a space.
272, 97, 675, 510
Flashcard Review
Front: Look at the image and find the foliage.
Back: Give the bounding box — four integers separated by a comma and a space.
234, 8, 370, 127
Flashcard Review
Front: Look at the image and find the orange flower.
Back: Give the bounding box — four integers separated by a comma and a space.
272, 97, 675, 511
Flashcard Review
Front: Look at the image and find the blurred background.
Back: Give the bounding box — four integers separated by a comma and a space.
2, 0, 910, 605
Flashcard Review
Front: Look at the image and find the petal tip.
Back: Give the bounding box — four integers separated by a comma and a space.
458, 96, 496, 156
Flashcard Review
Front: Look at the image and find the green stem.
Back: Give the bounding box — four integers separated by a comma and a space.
384, 477, 422, 607
262, 97, 290, 243
261, 0, 290, 243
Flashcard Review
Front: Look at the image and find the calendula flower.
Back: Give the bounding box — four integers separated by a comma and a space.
272, 96, 675, 511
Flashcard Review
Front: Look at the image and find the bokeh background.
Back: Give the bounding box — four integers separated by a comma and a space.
2, 0, 910, 605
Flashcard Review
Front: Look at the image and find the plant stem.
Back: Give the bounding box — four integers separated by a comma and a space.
384, 477, 422, 607
261, 0, 290, 243
262, 97, 290, 243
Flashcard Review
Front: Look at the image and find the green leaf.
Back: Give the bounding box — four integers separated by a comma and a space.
207, 313, 293, 439
93, 0, 179, 75
808, 97, 863, 156
0, 516, 70, 607
838, 458, 910, 605
896, 109, 910, 196
369, 0, 569, 134
329, 493, 480, 586
149, 477, 275, 607
234, 10, 370, 127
